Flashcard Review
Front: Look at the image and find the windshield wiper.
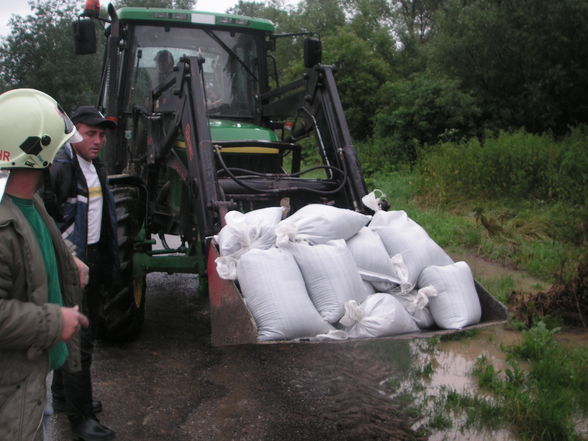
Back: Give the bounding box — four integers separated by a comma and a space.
204, 29, 257, 81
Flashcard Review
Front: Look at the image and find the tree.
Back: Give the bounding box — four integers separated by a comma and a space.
343, 0, 398, 64
391, 0, 445, 45
428, 0, 588, 134
0, 0, 103, 111
323, 30, 391, 140
295, 0, 346, 36
373, 71, 480, 158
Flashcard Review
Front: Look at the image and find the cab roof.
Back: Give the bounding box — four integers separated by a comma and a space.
117, 7, 275, 32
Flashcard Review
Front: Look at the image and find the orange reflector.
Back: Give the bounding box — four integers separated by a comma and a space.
83, 0, 100, 18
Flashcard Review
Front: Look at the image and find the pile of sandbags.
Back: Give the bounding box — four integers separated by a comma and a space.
214, 200, 482, 341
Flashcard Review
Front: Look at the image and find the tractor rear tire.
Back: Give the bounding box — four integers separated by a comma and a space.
97, 186, 146, 341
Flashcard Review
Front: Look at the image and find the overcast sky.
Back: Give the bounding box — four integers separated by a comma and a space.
0, 0, 257, 37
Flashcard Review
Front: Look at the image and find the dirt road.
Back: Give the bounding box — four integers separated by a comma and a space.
46, 272, 424, 441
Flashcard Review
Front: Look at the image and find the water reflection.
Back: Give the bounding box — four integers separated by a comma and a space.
424, 327, 519, 441
431, 327, 521, 393
380, 327, 519, 440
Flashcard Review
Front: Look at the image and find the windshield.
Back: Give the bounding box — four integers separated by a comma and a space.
127, 25, 260, 119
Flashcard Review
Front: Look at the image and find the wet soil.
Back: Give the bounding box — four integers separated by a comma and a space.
46, 272, 423, 441
508, 259, 588, 328
450, 252, 548, 293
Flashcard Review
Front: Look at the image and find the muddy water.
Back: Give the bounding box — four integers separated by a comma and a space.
411, 325, 588, 441
431, 327, 522, 393
423, 327, 520, 441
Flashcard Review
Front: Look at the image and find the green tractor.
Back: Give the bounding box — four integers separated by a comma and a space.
73, 2, 507, 344
73, 1, 371, 342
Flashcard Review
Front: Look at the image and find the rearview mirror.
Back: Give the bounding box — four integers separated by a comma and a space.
73, 19, 97, 55
303, 37, 321, 68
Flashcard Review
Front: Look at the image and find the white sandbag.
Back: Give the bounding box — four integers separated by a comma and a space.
286, 240, 367, 323
276, 204, 370, 245
412, 306, 435, 329
340, 293, 420, 338
314, 329, 349, 341
353, 252, 413, 294
372, 219, 453, 287
215, 206, 284, 257
392, 285, 437, 329
237, 247, 333, 341
214, 207, 285, 279
362, 280, 376, 297
215, 255, 238, 280
418, 261, 482, 330
241, 206, 285, 226
346, 227, 401, 291
368, 209, 409, 228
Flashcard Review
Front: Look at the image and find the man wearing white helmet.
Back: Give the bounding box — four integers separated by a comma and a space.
0, 88, 90, 441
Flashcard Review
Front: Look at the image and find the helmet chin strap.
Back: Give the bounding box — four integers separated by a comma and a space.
0, 171, 8, 203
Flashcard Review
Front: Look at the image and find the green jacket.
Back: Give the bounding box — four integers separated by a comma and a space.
0, 194, 82, 441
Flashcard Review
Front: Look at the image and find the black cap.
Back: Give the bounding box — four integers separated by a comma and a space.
70, 106, 117, 129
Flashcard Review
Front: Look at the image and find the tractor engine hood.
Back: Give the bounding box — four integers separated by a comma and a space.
209, 119, 279, 143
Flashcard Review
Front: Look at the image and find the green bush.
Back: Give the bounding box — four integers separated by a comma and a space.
356, 136, 418, 175
415, 128, 588, 206
555, 126, 588, 205
372, 72, 481, 161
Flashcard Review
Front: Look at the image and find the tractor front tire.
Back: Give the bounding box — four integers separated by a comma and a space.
97, 186, 146, 341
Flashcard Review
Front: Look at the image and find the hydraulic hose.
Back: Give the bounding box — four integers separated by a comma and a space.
213, 146, 348, 195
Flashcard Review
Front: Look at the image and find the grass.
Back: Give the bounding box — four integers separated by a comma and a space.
365, 169, 584, 285
476, 275, 516, 304
414, 128, 588, 207
470, 323, 587, 440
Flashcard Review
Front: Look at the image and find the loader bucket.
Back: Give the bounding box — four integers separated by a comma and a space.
207, 242, 508, 346
208, 242, 258, 346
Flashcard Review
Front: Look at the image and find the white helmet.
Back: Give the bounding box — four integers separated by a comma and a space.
0, 88, 82, 169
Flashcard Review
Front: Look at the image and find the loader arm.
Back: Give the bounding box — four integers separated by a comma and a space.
151, 55, 223, 241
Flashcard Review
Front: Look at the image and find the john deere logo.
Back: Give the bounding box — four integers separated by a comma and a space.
0, 150, 10, 161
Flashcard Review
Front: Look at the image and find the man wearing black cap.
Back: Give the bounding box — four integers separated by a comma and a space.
44, 106, 118, 441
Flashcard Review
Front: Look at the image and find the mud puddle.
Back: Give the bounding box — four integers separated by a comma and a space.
421, 327, 520, 441
395, 324, 588, 441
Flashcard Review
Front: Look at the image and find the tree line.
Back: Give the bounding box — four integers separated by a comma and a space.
2, 0, 588, 156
